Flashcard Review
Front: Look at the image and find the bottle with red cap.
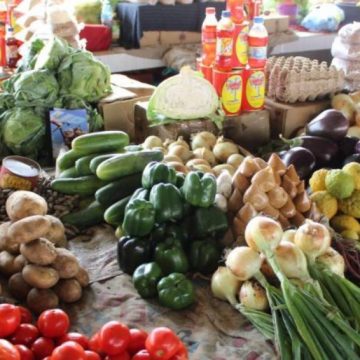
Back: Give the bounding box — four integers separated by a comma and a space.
215, 10, 234, 72
5, 25, 19, 68
201, 7, 217, 67
248, 16, 268, 68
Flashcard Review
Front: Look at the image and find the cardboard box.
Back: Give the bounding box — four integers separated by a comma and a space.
264, 14, 289, 34
140, 31, 161, 47
265, 97, 331, 138
160, 31, 201, 46
98, 75, 155, 139
134, 102, 270, 151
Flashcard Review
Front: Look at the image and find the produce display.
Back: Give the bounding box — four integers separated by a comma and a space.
0, 191, 89, 314
212, 216, 360, 360
117, 162, 228, 310
0, 304, 188, 360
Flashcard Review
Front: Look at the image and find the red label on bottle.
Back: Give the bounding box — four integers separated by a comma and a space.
202, 28, 217, 44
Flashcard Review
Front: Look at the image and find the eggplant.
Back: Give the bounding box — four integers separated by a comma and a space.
306, 109, 349, 141
279, 147, 316, 180
356, 140, 360, 154
343, 153, 360, 166
281, 135, 338, 166
339, 136, 359, 157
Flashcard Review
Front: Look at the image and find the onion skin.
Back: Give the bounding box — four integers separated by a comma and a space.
239, 280, 269, 311
282, 229, 296, 243
213, 138, 239, 163
316, 247, 345, 277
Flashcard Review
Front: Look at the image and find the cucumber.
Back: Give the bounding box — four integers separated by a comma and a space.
89, 153, 120, 174
125, 144, 143, 152
97, 150, 164, 181
104, 196, 131, 226
72, 131, 129, 155
75, 154, 102, 176
61, 201, 105, 229
56, 149, 82, 171
51, 176, 108, 196
58, 166, 79, 179
95, 172, 142, 207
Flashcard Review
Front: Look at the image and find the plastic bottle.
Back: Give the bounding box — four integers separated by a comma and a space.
5, 26, 18, 68
101, 0, 114, 28
201, 7, 217, 67
248, 16, 268, 68
0, 1, 6, 67
226, 0, 246, 24
215, 10, 234, 72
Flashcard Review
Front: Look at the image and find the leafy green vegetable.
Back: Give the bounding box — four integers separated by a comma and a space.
58, 50, 111, 102
1, 107, 45, 158
74, 0, 102, 24
35, 36, 70, 72
17, 38, 45, 73
0, 93, 15, 111
12, 69, 59, 108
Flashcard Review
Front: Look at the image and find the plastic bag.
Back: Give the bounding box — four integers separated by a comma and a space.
331, 36, 360, 61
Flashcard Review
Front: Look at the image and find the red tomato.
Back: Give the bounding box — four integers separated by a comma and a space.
0, 339, 20, 360
145, 328, 181, 360
169, 343, 188, 360
105, 351, 130, 360
127, 329, 148, 355
37, 310, 70, 338
99, 321, 130, 356
50, 341, 85, 360
0, 304, 21, 338
57, 333, 89, 349
18, 307, 33, 325
10, 324, 39, 346
14, 345, 34, 360
84, 350, 101, 360
31, 337, 55, 360
88, 332, 102, 354
131, 350, 152, 360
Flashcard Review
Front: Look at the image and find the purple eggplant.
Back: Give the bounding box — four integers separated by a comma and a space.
280, 147, 316, 180
281, 135, 338, 166
343, 153, 360, 166
306, 109, 349, 141
339, 136, 359, 157
355, 140, 360, 154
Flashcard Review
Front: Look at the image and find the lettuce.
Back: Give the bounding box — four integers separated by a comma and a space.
17, 38, 45, 73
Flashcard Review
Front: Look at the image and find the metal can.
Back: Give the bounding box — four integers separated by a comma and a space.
232, 22, 249, 69
242, 66, 265, 112
0, 156, 41, 190
213, 68, 243, 116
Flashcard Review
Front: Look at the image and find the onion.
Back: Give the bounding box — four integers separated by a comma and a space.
143, 135, 163, 149
294, 220, 331, 262
191, 164, 213, 174
225, 246, 262, 281
212, 164, 235, 177
216, 171, 232, 198
193, 147, 216, 166
211, 266, 242, 305
316, 247, 345, 277
239, 280, 269, 311
186, 159, 210, 168
215, 194, 227, 212
275, 242, 310, 281
245, 216, 283, 253
227, 154, 245, 169
213, 137, 239, 163
164, 154, 183, 163
191, 131, 216, 150
168, 145, 193, 162
152, 146, 167, 155
167, 161, 188, 174
168, 136, 190, 150
282, 229, 296, 243
163, 139, 174, 148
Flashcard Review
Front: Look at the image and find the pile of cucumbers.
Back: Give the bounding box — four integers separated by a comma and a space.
51, 131, 164, 229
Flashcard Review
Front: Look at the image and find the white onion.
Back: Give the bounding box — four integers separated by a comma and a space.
213, 137, 239, 163
316, 247, 345, 277
191, 131, 216, 150
143, 135, 163, 149
239, 280, 269, 311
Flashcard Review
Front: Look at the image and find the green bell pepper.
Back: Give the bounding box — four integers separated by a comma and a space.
149, 183, 183, 223
193, 206, 228, 237
189, 240, 221, 274
117, 236, 152, 275
181, 171, 216, 208
155, 238, 189, 275
142, 162, 177, 189
157, 273, 195, 310
123, 198, 155, 237
151, 222, 189, 248
132, 262, 163, 298
176, 172, 185, 188
127, 188, 149, 206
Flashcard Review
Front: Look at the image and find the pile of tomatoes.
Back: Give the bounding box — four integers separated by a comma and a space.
0, 304, 188, 360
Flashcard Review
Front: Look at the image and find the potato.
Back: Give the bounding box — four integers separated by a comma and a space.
27, 288, 59, 314
75, 267, 90, 287
0, 251, 24, 276
20, 238, 57, 265
8, 215, 51, 245
14, 254, 27, 270
6, 191, 48, 221
22, 264, 59, 289
8, 272, 32, 300
0, 222, 11, 251
52, 248, 80, 279
54, 279, 82, 303
44, 216, 66, 246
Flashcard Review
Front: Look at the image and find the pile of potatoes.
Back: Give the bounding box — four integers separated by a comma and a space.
0, 191, 89, 313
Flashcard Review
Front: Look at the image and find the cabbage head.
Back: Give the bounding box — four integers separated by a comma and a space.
12, 69, 59, 108
1, 108, 45, 158
58, 50, 111, 103
17, 38, 45, 73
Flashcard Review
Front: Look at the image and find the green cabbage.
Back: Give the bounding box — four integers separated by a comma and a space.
12, 69, 59, 108
58, 50, 111, 103
0, 93, 15, 111
1, 108, 45, 158
147, 67, 219, 124
74, 0, 102, 24
17, 38, 45, 73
